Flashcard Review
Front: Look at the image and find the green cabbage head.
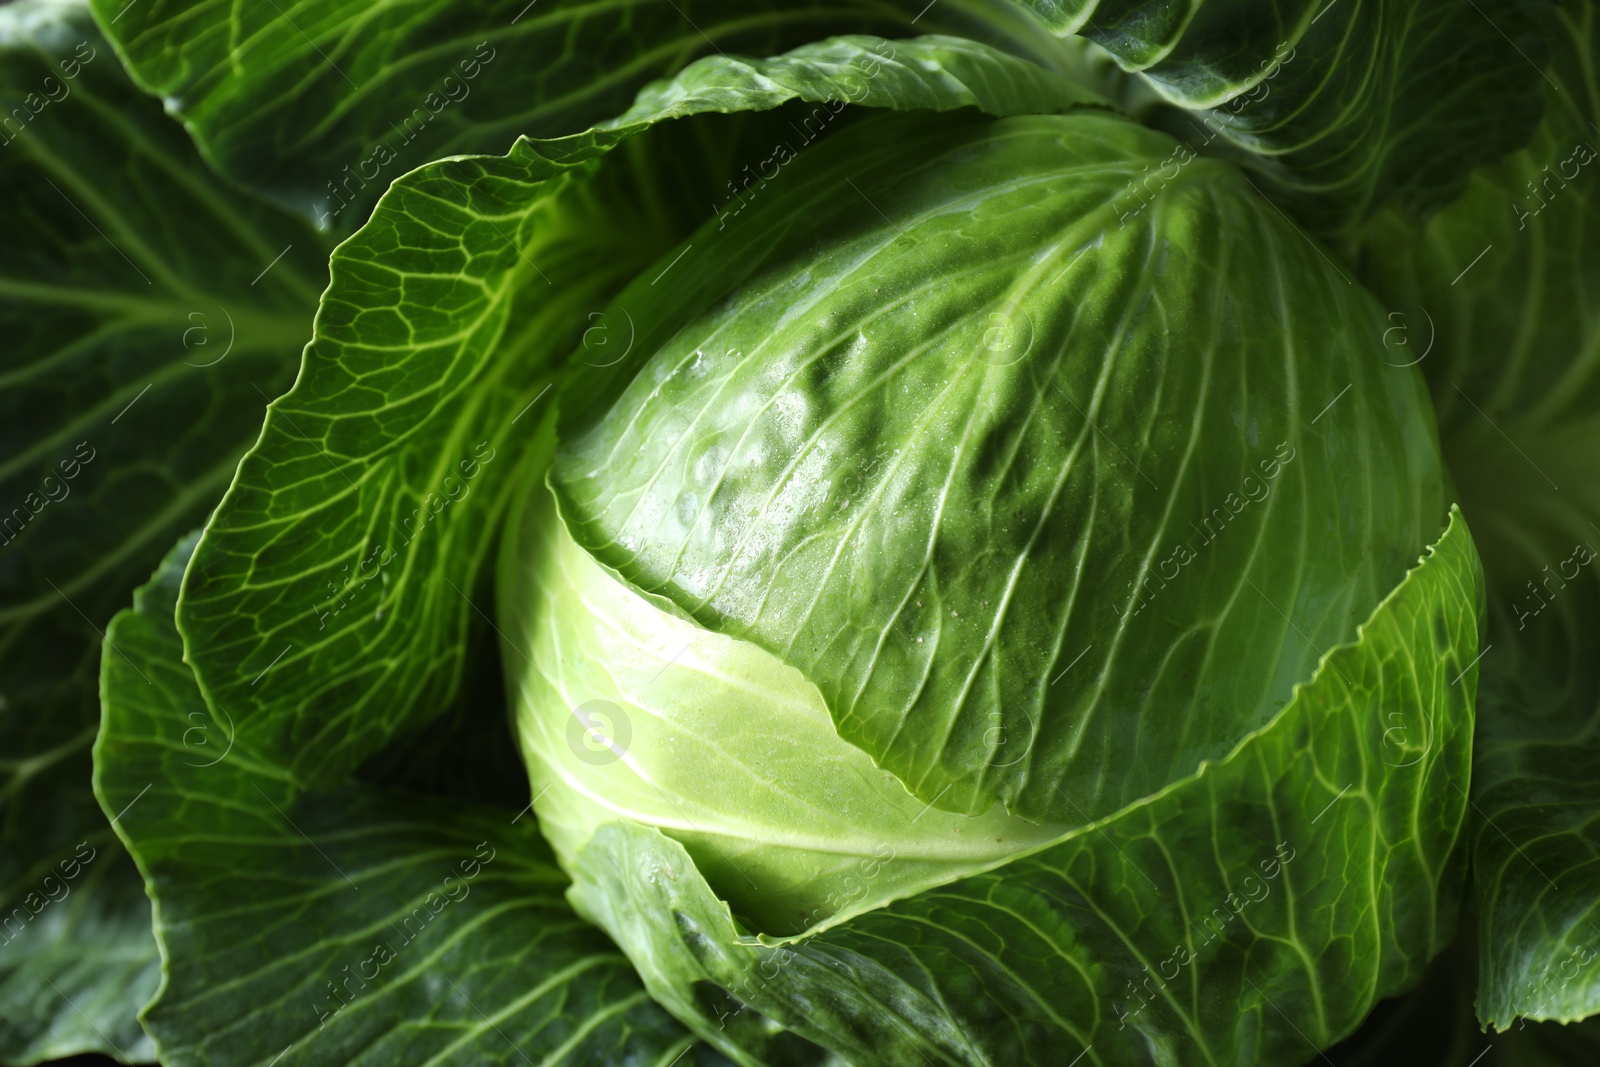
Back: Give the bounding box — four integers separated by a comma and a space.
499, 104, 1480, 1062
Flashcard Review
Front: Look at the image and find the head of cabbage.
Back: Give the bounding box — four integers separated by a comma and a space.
61, 0, 1544, 1058
498, 100, 1472, 1063
499, 103, 1452, 927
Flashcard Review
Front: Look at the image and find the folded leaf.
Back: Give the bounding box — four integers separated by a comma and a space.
0, 846, 157, 1064
503, 478, 1074, 935
568, 509, 1484, 1065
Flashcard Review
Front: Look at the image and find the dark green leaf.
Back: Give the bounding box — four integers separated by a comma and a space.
89, 0, 1051, 225
0, 0, 330, 1057
94, 534, 701, 1067
1358, 0, 1600, 1029
1012, 0, 1553, 234
0, 844, 157, 1065
1327, 926, 1600, 1066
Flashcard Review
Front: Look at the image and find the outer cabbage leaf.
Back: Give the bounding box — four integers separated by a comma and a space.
94, 533, 706, 1067
0, 0, 327, 1057
174, 34, 1110, 790
1004, 0, 1553, 234
566, 510, 1483, 1066
0, 844, 156, 1065
1358, 0, 1600, 1029
87, 0, 1061, 225
91, 0, 1548, 236
1324, 928, 1600, 1066
1470, 582, 1600, 1031
551, 106, 1445, 826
